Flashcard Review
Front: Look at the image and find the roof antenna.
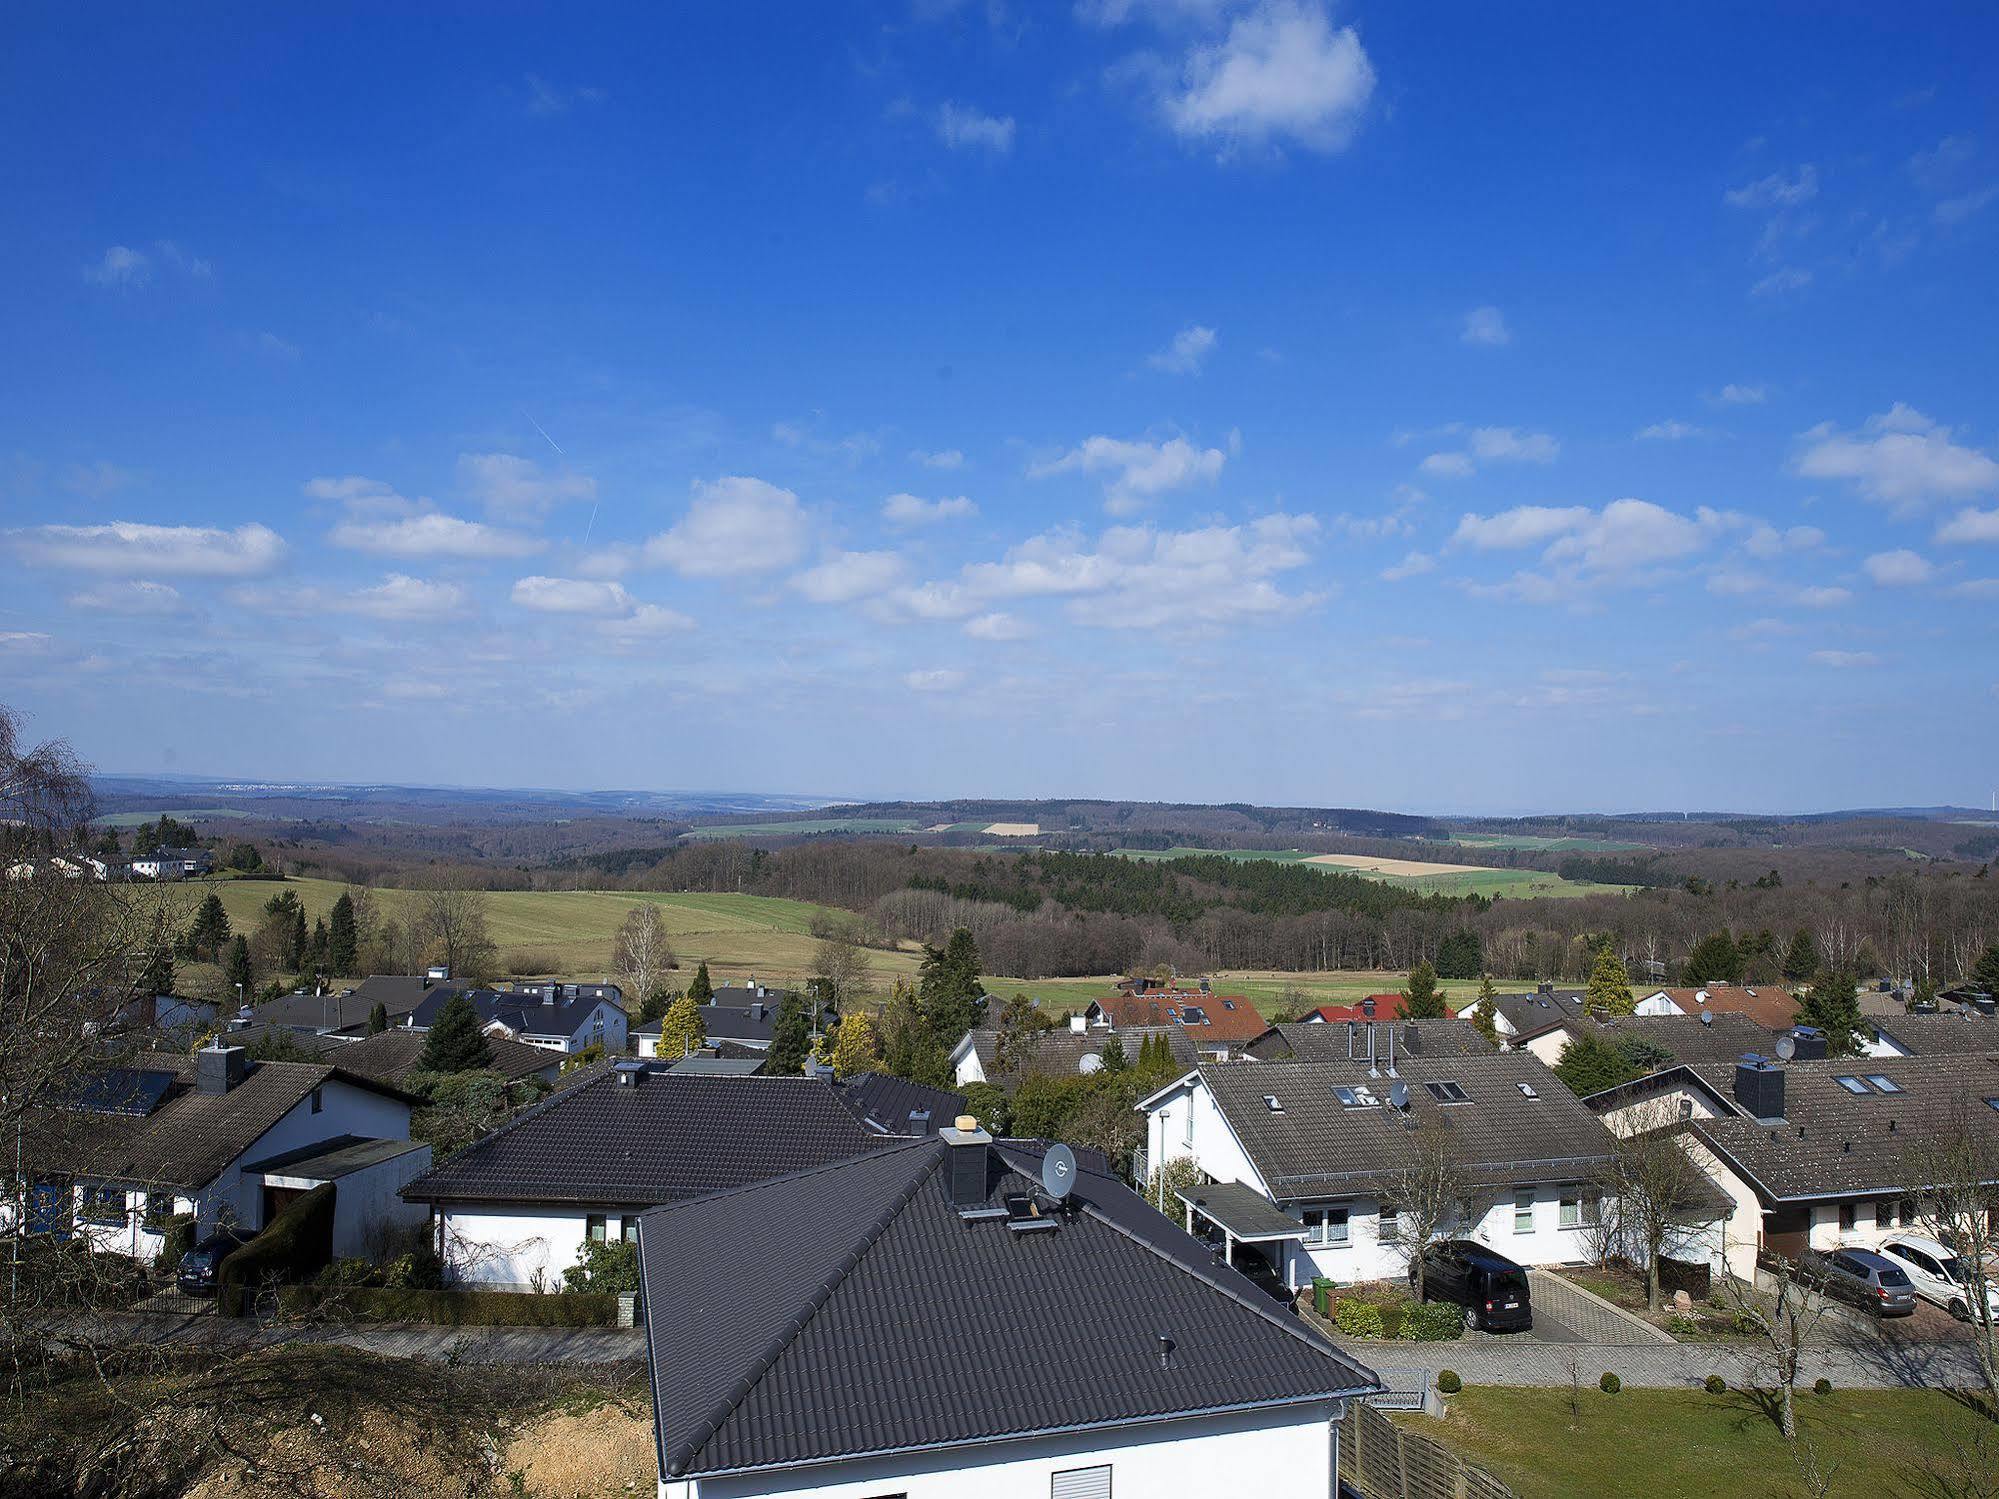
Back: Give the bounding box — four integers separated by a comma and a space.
1157, 1333, 1175, 1369
1367, 1023, 1379, 1080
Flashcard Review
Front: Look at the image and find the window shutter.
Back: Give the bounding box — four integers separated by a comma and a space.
1051, 1465, 1112, 1499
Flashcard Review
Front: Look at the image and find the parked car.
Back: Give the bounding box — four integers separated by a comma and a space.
1228, 1251, 1299, 1313
1802, 1246, 1917, 1318
176, 1226, 257, 1296
1410, 1239, 1532, 1332
1879, 1235, 1999, 1322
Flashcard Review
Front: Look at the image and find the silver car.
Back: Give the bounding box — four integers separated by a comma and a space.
1804, 1246, 1918, 1317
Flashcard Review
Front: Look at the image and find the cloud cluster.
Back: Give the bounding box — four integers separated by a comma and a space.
936, 102, 1015, 153
1030, 433, 1228, 514
882, 493, 977, 526
642, 476, 810, 576
1794, 405, 1999, 509
1419, 426, 1559, 478
458, 452, 596, 519
11, 521, 285, 577
1149, 324, 1218, 374
1158, 0, 1375, 155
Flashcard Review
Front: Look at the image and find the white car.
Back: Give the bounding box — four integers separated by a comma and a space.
1878, 1234, 1999, 1322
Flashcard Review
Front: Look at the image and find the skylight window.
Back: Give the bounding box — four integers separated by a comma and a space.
1834, 1075, 1870, 1095
1517, 1082, 1539, 1099
1333, 1086, 1359, 1107
1263, 1094, 1284, 1113
1424, 1080, 1472, 1104
1865, 1075, 1903, 1094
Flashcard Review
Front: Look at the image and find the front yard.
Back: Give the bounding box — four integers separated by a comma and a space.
1400, 1385, 1998, 1499
1563, 1263, 1763, 1342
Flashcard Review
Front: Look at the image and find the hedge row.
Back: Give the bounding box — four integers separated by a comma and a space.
218, 1183, 335, 1315
275, 1285, 620, 1327
1332, 1295, 1463, 1341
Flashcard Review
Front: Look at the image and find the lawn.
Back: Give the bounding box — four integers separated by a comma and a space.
100, 806, 263, 826
1106, 846, 1625, 900
1400, 1386, 1998, 1499
1449, 833, 1651, 854
976, 970, 1419, 1019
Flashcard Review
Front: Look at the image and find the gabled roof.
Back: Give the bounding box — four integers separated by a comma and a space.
959, 1023, 1197, 1079
1189, 1054, 1617, 1197
1643, 984, 1799, 1032
409, 986, 623, 1040
1247, 1021, 1496, 1063
1481, 988, 1588, 1038
258, 978, 467, 1036
637, 1135, 1378, 1481
1550, 1011, 1773, 1067
1304, 994, 1454, 1024
342, 974, 474, 1021
1870, 1012, 1999, 1057
832, 1071, 965, 1135
1091, 993, 1267, 1041
401, 1072, 884, 1209
26, 1055, 416, 1192
317, 1026, 560, 1087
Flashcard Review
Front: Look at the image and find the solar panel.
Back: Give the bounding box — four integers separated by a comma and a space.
67, 1067, 176, 1116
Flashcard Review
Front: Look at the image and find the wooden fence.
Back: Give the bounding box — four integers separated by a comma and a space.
1340, 1399, 1515, 1499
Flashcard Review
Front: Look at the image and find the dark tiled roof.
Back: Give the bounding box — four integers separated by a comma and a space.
257, 981, 460, 1036
341, 975, 473, 1022
693, 1004, 776, 1045
1247, 1021, 1497, 1063
318, 1027, 559, 1087
401, 1073, 884, 1209
1196, 1055, 1617, 1197
1552, 1012, 1773, 1067
216, 1023, 346, 1060
832, 1072, 966, 1135
1485, 989, 1588, 1037
26, 1056, 413, 1192
1870, 1013, 1999, 1057
1670, 1054, 1999, 1201
961, 1024, 1196, 1079
637, 1135, 1378, 1480
409, 986, 623, 1041
666, 1056, 766, 1077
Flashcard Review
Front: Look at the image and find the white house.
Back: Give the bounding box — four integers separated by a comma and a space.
23, 1042, 422, 1263
407, 981, 627, 1055
401, 1067, 885, 1290
128, 847, 214, 880
1138, 1043, 1622, 1289
637, 1123, 1379, 1499
951, 1018, 1195, 1087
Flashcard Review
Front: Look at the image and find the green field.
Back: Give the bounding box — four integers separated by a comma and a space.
1107, 847, 1624, 899
1449, 833, 1650, 853
101, 807, 263, 827
681, 817, 922, 840
978, 970, 1418, 1019
1399, 1386, 1994, 1499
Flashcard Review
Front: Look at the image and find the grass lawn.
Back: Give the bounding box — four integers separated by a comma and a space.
976, 970, 1418, 1018
1401, 1386, 1997, 1499
100, 806, 262, 826
1106, 846, 1624, 900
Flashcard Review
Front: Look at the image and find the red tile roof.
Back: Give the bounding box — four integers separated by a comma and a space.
1306, 993, 1457, 1024
1645, 984, 1799, 1032
1092, 992, 1267, 1041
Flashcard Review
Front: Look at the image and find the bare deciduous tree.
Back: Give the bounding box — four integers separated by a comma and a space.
1595, 1099, 1718, 1312
408, 880, 496, 982
1384, 1112, 1474, 1300
610, 903, 675, 1013
1904, 1091, 1999, 1414
1719, 1255, 1834, 1443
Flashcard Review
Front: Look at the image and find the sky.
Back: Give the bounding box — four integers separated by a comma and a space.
2, 2, 1997, 815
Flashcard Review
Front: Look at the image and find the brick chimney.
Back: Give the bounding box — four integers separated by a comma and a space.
940, 1114, 991, 1209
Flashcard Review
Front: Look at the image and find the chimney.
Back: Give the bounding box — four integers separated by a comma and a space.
1538, 981, 1553, 997
752, 1002, 767, 1022
1402, 1021, 1422, 1055
1384, 1022, 1397, 1077
196, 1042, 248, 1095
1070, 1015, 1088, 1034
1361, 997, 1376, 1020
1788, 1026, 1828, 1061
1733, 1054, 1785, 1120
612, 1060, 646, 1088
941, 1114, 991, 1210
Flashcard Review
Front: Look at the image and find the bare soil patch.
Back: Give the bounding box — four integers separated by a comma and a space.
1304, 852, 1488, 876
983, 822, 1040, 836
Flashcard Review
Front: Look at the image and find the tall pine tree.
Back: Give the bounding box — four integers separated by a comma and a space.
1797, 967, 1863, 1056
1972, 944, 1999, 999
1781, 928, 1820, 983
919, 927, 986, 1046
418, 993, 494, 1073
1469, 974, 1500, 1045
655, 994, 706, 1059
327, 892, 359, 975
186, 892, 231, 963
223, 935, 254, 999
1584, 942, 1635, 1017
767, 993, 813, 1078
687, 962, 713, 1006
1400, 960, 1448, 1019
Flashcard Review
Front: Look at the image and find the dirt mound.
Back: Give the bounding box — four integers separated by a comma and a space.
501, 1401, 656, 1497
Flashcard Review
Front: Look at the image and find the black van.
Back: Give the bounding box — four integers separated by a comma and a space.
1410, 1239, 1533, 1332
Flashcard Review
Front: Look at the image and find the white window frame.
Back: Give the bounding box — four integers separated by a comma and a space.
1513, 1190, 1535, 1235
1304, 1205, 1350, 1247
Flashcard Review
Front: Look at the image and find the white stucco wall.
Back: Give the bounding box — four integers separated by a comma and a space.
1521, 1030, 1568, 1066
438, 1204, 640, 1290
1142, 1077, 1265, 1198
259, 1147, 433, 1257
664, 1401, 1341, 1499
1276, 1183, 1604, 1288
952, 1041, 987, 1087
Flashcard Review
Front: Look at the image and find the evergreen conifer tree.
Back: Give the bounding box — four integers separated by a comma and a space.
418, 993, 494, 1073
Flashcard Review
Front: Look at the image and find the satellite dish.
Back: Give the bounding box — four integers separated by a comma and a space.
1390, 1080, 1410, 1110
1699, 1010, 1714, 1027
1042, 1143, 1077, 1201
1078, 1053, 1104, 1075
1775, 1032, 1797, 1061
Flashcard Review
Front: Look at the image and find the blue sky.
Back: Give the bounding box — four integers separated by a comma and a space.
3, 2, 1997, 813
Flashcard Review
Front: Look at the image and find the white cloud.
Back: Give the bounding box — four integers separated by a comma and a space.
1149, 324, 1218, 374
905, 668, 967, 693
346, 574, 468, 620
1725, 165, 1819, 210
1794, 585, 1853, 609
1451, 506, 1591, 550
1743, 524, 1825, 558
0, 632, 54, 654
909, 448, 965, 470
1751, 267, 1812, 297
330, 513, 545, 560
9, 521, 285, 577
1460, 306, 1510, 347
1954, 579, 1999, 599
1937, 507, 1999, 545
1716, 384, 1767, 405
1543, 500, 1725, 575
1029, 433, 1226, 515
1380, 550, 1434, 582
1936, 186, 1999, 227
1636, 420, 1707, 441
601, 603, 696, 640
882, 493, 978, 526
457, 452, 597, 519
1794, 405, 1999, 509
84, 246, 151, 287
304, 475, 411, 511
66, 580, 187, 615
964, 611, 1029, 641
1863, 549, 1934, 587
792, 550, 907, 604
936, 102, 1016, 153
1809, 649, 1881, 669
1909, 135, 1974, 191
643, 476, 810, 576
1468, 427, 1558, 464
1162, 0, 1375, 155
510, 576, 636, 616
1418, 452, 1475, 479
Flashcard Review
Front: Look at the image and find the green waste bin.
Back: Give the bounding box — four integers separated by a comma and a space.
1312, 1276, 1334, 1318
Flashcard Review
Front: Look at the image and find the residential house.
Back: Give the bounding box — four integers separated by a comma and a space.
1301, 993, 1455, 1024
1513, 1011, 1773, 1069
832, 1071, 966, 1136
314, 1026, 563, 1090
1864, 1011, 1998, 1058
952, 1020, 1197, 1087
250, 971, 474, 1041
636, 1121, 1381, 1499
1245, 1019, 1497, 1063
1139, 1051, 1621, 1288
662, 1055, 766, 1078
20, 1042, 425, 1262
1635, 983, 1799, 1031
1083, 989, 1268, 1053
635, 997, 786, 1060
128, 847, 214, 880
1452, 983, 1587, 1048
400, 1067, 886, 1289
408, 982, 627, 1055
1587, 1047, 1999, 1281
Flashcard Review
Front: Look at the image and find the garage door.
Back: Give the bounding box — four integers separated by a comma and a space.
1051, 1465, 1111, 1499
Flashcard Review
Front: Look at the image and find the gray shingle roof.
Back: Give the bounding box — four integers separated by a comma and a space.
1247, 1021, 1497, 1063
637, 1135, 1378, 1480
1869, 1012, 1999, 1057
1197, 1054, 1617, 1198
257, 980, 461, 1036
1551, 1012, 1773, 1067
409, 985, 622, 1041
401, 1072, 884, 1209
318, 1026, 559, 1087
1485, 988, 1588, 1038
832, 1072, 966, 1135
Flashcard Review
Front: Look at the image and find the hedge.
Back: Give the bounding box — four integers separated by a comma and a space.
153, 1214, 196, 1274
218, 1182, 335, 1315
1332, 1295, 1463, 1342
277, 1285, 619, 1327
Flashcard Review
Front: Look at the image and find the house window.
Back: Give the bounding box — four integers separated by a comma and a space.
310, 1086, 323, 1115
1304, 1207, 1350, 1246
142, 1192, 176, 1229
1838, 1202, 1857, 1233
1900, 1198, 1916, 1227
1182, 1105, 1194, 1146
1864, 1075, 1903, 1094
81, 1185, 128, 1224
1379, 1204, 1402, 1243
586, 1214, 608, 1244
1514, 1191, 1535, 1234
1051, 1465, 1111, 1499
1559, 1190, 1599, 1230
618, 1218, 636, 1244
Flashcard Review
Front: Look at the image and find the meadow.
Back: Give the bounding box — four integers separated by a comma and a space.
1106, 847, 1624, 900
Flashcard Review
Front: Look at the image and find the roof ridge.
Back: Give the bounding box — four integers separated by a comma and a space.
644, 1134, 934, 1222
661, 1140, 945, 1477
991, 1141, 1372, 1381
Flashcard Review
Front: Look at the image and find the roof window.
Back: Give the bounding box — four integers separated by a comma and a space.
1834, 1075, 1870, 1095
1263, 1094, 1284, 1113
1864, 1074, 1903, 1094
1424, 1080, 1472, 1104
1516, 1082, 1539, 1099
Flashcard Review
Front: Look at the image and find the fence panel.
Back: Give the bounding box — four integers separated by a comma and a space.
1341, 1399, 1516, 1499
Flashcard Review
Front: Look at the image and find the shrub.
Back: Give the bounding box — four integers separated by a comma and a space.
1813, 1377, 1832, 1397
1667, 1314, 1699, 1334
1404, 1300, 1466, 1341
315, 1257, 376, 1288
1334, 1298, 1385, 1338
1599, 1372, 1621, 1394
1377, 1301, 1406, 1340
277, 1286, 618, 1327
153, 1214, 196, 1274
562, 1239, 640, 1295
507, 948, 560, 977
1437, 1370, 1462, 1395
381, 1242, 444, 1291
1704, 1374, 1727, 1395
217, 1183, 335, 1314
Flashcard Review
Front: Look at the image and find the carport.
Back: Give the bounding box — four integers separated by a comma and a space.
1177, 1181, 1307, 1270
241, 1135, 432, 1256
